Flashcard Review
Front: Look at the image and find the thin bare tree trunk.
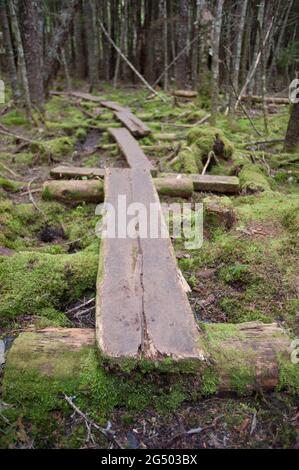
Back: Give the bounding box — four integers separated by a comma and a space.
7, 0, 32, 118
210, 0, 224, 125
269, 0, 294, 77
163, 0, 168, 91
0, 0, 20, 100
230, 0, 248, 111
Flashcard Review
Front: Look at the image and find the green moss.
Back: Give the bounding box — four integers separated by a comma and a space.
277, 353, 299, 394
32, 137, 75, 160
219, 263, 251, 285
0, 177, 23, 192
200, 367, 219, 395
75, 128, 87, 141
0, 249, 98, 322
1, 109, 28, 127
239, 163, 272, 193
187, 127, 234, 160
178, 148, 197, 173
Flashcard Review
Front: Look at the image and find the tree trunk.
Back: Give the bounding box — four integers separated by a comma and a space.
73, 2, 86, 80
176, 0, 189, 88
0, 0, 20, 100
284, 103, 299, 153
230, 0, 248, 112
210, 0, 224, 125
43, 0, 80, 91
7, 0, 32, 119
84, 0, 99, 91
19, 0, 45, 110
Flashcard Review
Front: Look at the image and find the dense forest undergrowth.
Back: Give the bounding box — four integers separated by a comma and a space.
0, 82, 298, 448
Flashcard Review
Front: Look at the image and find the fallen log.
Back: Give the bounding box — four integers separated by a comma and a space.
50, 165, 106, 179
4, 322, 297, 394
43, 176, 193, 203
241, 95, 289, 105
154, 175, 193, 198
173, 90, 198, 99
42, 179, 104, 203
160, 173, 240, 194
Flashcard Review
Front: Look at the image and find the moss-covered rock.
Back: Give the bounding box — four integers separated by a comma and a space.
180, 146, 200, 173
187, 127, 234, 161
239, 163, 272, 193
31, 137, 75, 160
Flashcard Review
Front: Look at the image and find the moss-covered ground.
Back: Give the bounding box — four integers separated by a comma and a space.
0, 84, 298, 448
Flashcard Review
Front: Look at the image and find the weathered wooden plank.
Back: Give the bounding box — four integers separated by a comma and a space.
108, 127, 156, 175
130, 169, 201, 360
95, 167, 201, 361
100, 100, 130, 112
50, 165, 105, 179
50, 90, 102, 103
114, 111, 151, 138
96, 168, 142, 358
160, 173, 240, 194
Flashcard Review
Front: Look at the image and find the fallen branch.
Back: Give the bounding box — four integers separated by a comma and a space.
63, 394, 123, 449
98, 19, 166, 102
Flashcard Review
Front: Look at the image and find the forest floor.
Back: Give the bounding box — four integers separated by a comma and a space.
0, 83, 299, 449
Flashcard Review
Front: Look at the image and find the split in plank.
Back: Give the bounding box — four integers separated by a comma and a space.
109, 127, 156, 175
96, 167, 202, 361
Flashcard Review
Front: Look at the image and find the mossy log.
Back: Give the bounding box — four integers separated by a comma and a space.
153, 175, 193, 198
160, 173, 240, 194
241, 95, 289, 105
42, 180, 105, 203
43, 176, 193, 203
4, 322, 297, 395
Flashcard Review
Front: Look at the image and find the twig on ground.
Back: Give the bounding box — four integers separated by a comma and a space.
0, 162, 19, 177
27, 178, 47, 218
66, 297, 95, 314
202, 151, 216, 175
63, 394, 123, 449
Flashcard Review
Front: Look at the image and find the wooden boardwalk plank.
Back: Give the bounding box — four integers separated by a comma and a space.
108, 127, 156, 175
50, 165, 105, 179
130, 169, 200, 359
114, 111, 151, 138
96, 168, 201, 361
96, 169, 142, 358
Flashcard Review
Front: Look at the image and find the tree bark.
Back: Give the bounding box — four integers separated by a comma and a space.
210, 0, 224, 125
43, 0, 80, 91
176, 0, 189, 88
284, 103, 299, 153
19, 0, 45, 110
84, 0, 99, 91
230, 0, 248, 112
0, 0, 20, 100
7, 0, 32, 118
